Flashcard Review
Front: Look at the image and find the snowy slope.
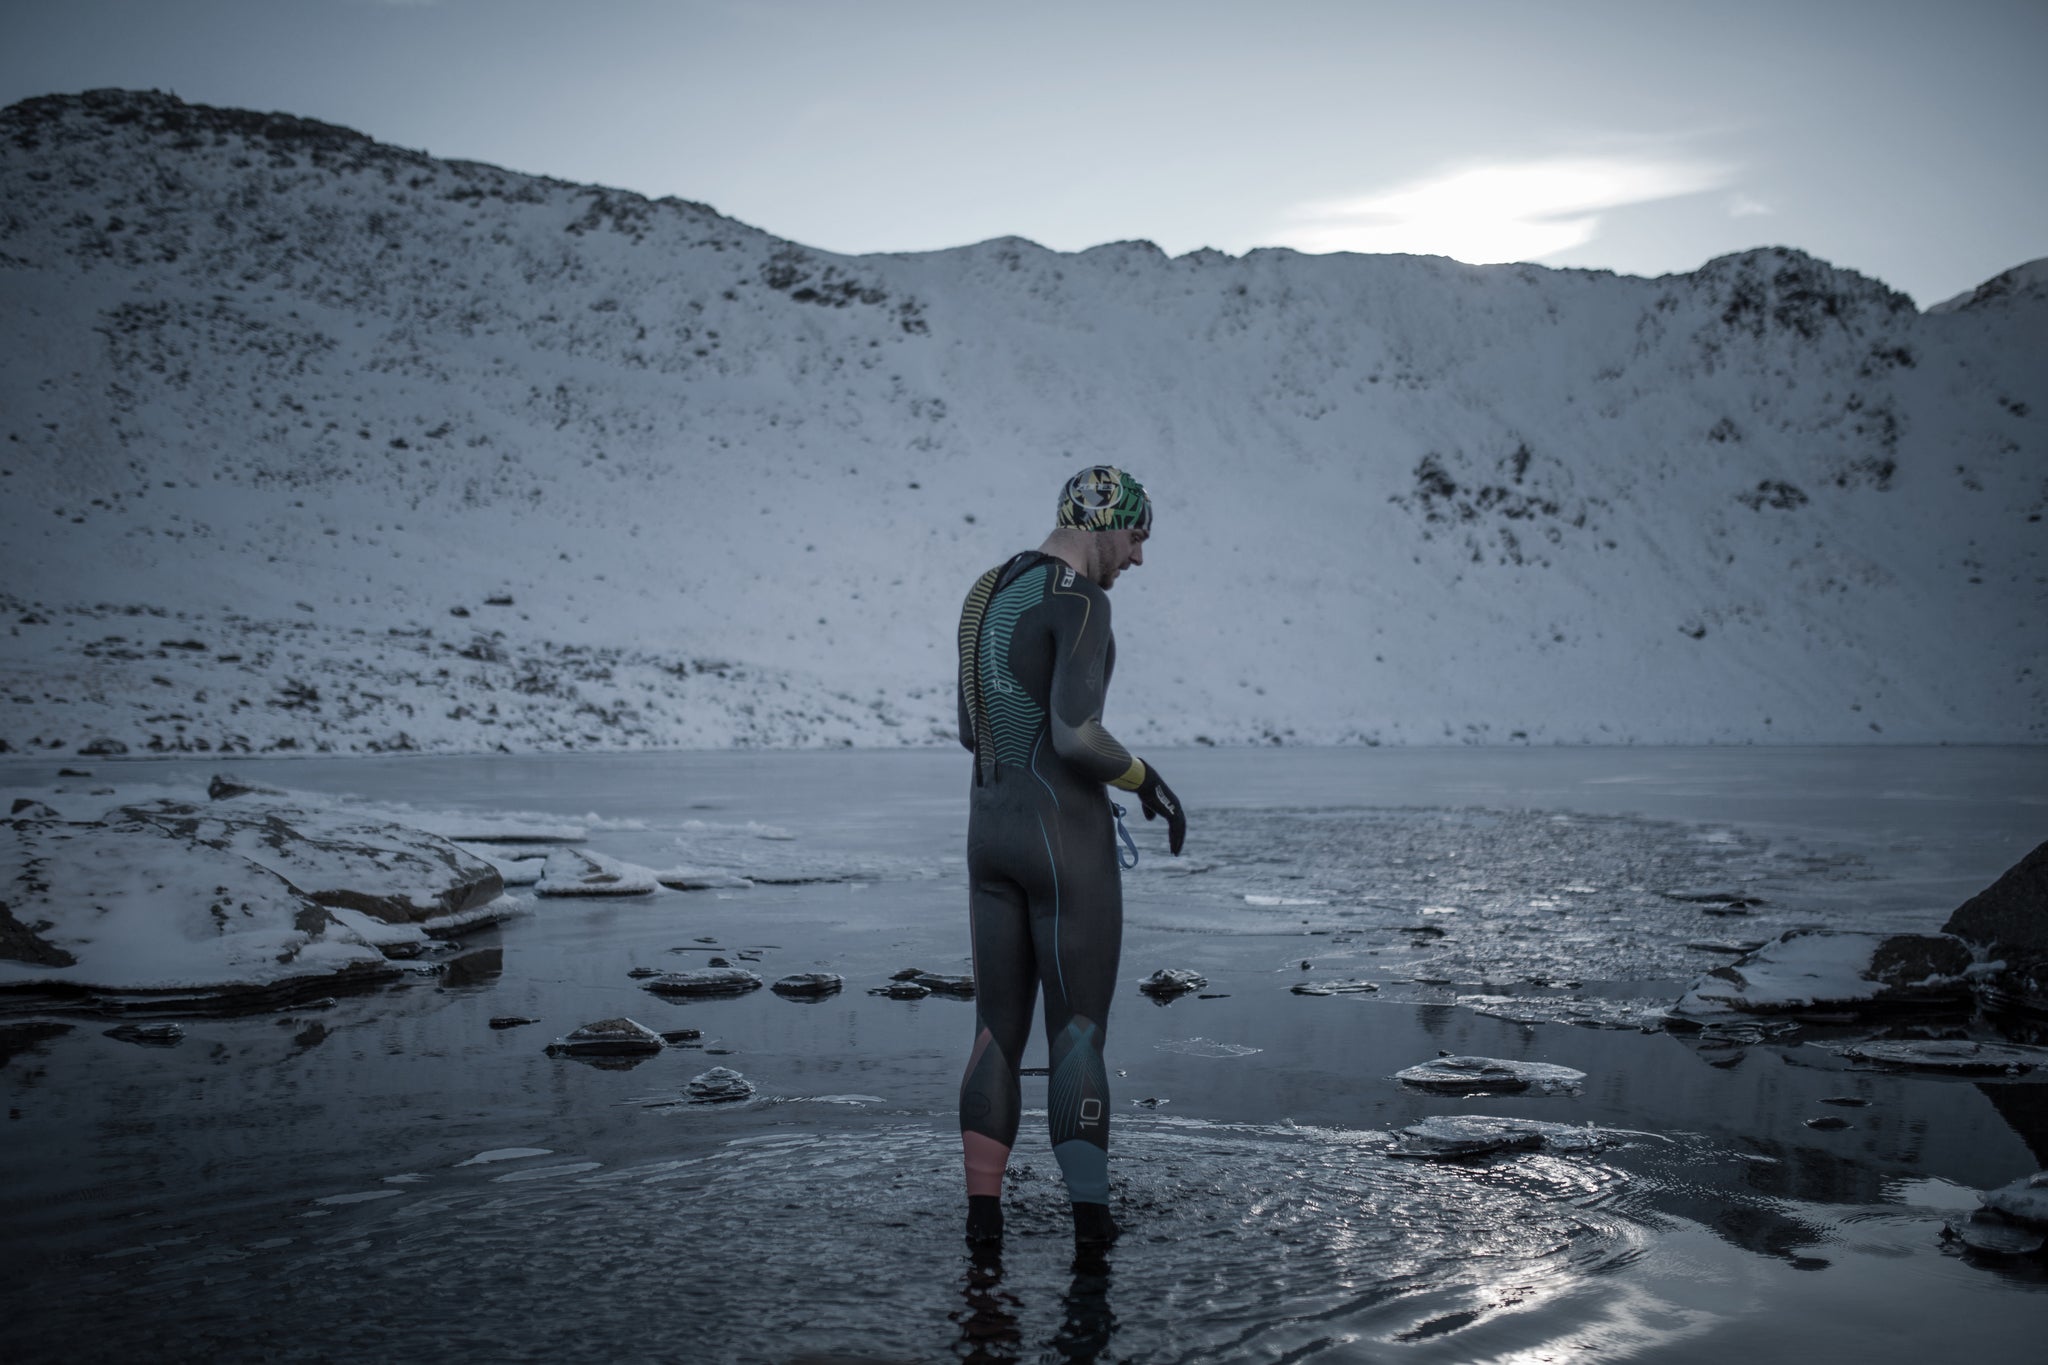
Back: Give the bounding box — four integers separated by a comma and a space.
0, 89, 2041, 756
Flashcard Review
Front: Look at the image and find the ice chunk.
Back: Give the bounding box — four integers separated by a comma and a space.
455, 1147, 554, 1167
1833, 1039, 2047, 1075
1673, 929, 1973, 1018
1138, 968, 1207, 998
1980, 1171, 2048, 1228
1388, 1115, 1611, 1159
771, 972, 844, 998
535, 848, 658, 897
546, 1017, 665, 1056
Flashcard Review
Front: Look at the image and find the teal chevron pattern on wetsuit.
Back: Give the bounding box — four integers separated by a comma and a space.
955, 552, 1133, 1209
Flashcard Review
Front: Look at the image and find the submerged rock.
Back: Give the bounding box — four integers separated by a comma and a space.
489, 1016, 538, 1030
1945, 1212, 2046, 1256
887, 968, 975, 997
1393, 1055, 1586, 1095
641, 968, 763, 997
1673, 929, 1974, 1019
104, 1022, 184, 1046
1833, 1038, 2047, 1075
535, 848, 658, 897
771, 972, 844, 998
871, 980, 931, 999
546, 1017, 664, 1057
685, 1066, 755, 1103
1387, 1115, 1609, 1159
1138, 968, 1207, 999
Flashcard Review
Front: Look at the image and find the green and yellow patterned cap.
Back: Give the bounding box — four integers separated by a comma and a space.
1056, 465, 1152, 533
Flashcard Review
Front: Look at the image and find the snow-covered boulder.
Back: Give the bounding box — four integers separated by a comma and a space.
117, 798, 505, 927
1672, 929, 1973, 1018
0, 815, 399, 1006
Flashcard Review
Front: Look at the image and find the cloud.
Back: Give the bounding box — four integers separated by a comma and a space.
1727, 192, 1773, 218
1271, 155, 1734, 264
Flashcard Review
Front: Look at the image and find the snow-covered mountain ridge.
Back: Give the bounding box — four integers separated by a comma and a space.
1, 89, 2041, 755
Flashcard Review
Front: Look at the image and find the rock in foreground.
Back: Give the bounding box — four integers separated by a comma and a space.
547, 1017, 665, 1057
1393, 1056, 1587, 1095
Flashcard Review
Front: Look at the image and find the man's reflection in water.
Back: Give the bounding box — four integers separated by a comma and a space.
952, 1247, 1118, 1363
954, 1247, 1023, 1361
1051, 1248, 1116, 1362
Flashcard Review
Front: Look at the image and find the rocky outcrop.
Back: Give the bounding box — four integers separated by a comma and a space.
0, 796, 513, 1011
1944, 840, 2048, 967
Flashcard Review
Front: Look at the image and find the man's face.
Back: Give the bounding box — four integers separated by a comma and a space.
1097, 526, 1148, 590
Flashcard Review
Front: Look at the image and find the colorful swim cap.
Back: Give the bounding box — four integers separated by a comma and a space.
1057, 465, 1152, 533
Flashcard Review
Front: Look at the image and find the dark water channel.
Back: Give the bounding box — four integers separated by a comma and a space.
3, 746, 2045, 1362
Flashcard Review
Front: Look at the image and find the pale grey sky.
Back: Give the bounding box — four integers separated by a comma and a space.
4, 0, 2043, 305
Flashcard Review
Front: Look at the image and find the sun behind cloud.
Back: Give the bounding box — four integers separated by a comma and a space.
1273, 155, 1734, 264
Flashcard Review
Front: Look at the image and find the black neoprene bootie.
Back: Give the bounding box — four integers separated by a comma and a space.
1072, 1201, 1119, 1246
966, 1194, 1004, 1245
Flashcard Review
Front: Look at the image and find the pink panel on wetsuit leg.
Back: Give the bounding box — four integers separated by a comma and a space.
963, 1130, 1010, 1198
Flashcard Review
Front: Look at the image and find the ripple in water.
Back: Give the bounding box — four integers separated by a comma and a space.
36, 1118, 1681, 1363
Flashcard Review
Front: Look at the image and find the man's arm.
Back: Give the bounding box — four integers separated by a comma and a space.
1045, 575, 1143, 787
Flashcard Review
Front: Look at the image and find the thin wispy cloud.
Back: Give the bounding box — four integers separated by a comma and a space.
1272, 155, 1735, 264
1727, 192, 1773, 218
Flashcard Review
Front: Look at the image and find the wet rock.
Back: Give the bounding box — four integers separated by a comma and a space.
707, 957, 733, 968
1138, 968, 1207, 999
911, 972, 974, 998
661, 1028, 702, 1045
870, 980, 931, 999
627, 967, 663, 979
1945, 1212, 2046, 1256
104, 1022, 184, 1046
1292, 979, 1378, 996
1387, 1115, 1608, 1159
488, 1016, 538, 1029
206, 773, 286, 801
1819, 1096, 1870, 1107
9, 799, 58, 820
1804, 1115, 1852, 1131
546, 1016, 665, 1057
1943, 840, 2048, 966
1832, 1038, 2047, 1075
1942, 841, 2048, 1020
640, 968, 763, 997
771, 972, 844, 998
1980, 1171, 2048, 1228
534, 848, 657, 897
1673, 929, 1974, 1019
57, 768, 90, 778
685, 1065, 754, 1103
1393, 1055, 1586, 1096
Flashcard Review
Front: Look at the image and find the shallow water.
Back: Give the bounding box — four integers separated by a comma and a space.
2, 746, 2044, 1362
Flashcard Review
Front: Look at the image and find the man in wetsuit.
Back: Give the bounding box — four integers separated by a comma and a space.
954, 464, 1188, 1248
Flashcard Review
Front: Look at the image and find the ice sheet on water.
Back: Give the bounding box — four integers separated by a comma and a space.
1130, 804, 1884, 991
1154, 1037, 1262, 1058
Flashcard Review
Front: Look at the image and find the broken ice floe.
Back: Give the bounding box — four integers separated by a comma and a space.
1292, 979, 1379, 996
1456, 995, 1667, 1030
1673, 929, 1974, 1018
455, 1148, 553, 1167
1138, 969, 1207, 999
1393, 1056, 1586, 1096
1386, 1115, 1613, 1159
1245, 894, 1326, 907
1154, 1037, 1261, 1058
685, 1066, 755, 1103
652, 865, 753, 890
641, 968, 763, 998
535, 848, 659, 897
1830, 1038, 2048, 1075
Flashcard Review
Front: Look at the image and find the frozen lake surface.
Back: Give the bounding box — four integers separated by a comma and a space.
3, 746, 2045, 1362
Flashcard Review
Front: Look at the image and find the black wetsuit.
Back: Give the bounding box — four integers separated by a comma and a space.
955, 551, 1143, 1208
